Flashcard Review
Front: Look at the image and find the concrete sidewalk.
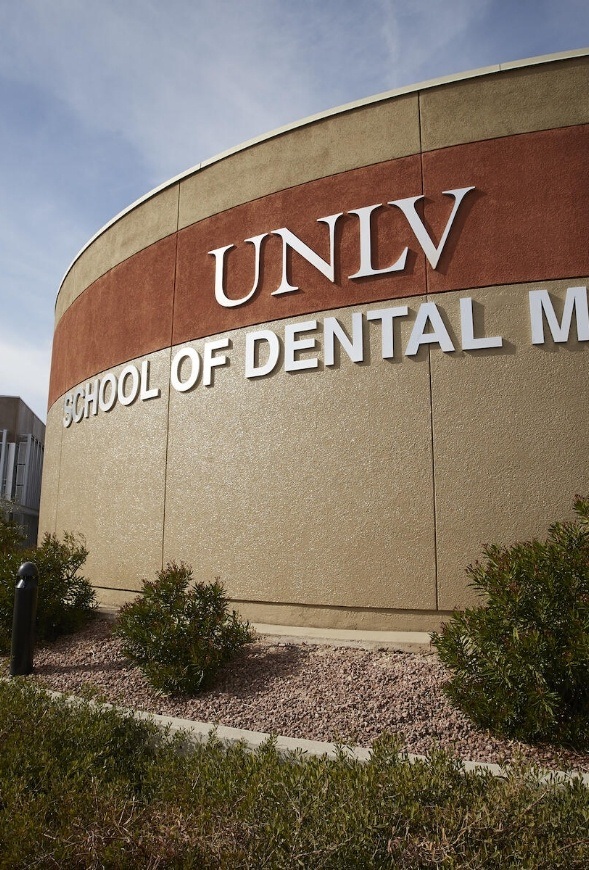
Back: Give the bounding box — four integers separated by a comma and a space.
98, 607, 432, 652
252, 623, 432, 651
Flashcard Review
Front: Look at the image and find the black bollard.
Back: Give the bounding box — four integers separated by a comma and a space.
10, 561, 39, 676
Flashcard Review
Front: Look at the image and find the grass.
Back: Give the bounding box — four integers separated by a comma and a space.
0, 679, 587, 868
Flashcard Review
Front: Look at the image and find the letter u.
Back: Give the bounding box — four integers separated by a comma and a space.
209, 233, 268, 308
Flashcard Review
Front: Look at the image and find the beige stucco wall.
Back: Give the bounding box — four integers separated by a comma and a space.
431, 280, 589, 610
162, 301, 437, 627
41, 51, 589, 631
420, 54, 589, 150
42, 281, 589, 630
46, 350, 171, 597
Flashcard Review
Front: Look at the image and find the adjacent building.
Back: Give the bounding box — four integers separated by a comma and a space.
0, 397, 45, 546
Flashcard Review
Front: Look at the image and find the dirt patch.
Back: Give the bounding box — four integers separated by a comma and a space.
22, 616, 589, 774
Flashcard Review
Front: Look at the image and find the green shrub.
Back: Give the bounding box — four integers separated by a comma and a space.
32, 532, 96, 640
0, 681, 588, 868
115, 562, 255, 695
0, 519, 96, 652
432, 495, 589, 747
0, 509, 24, 555
0, 680, 163, 868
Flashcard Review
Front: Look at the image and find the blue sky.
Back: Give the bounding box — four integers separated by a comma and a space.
0, 0, 587, 421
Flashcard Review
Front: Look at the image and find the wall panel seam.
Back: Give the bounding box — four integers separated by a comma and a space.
418, 89, 440, 611
160, 187, 181, 572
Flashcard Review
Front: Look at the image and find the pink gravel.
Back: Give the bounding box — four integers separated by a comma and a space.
17, 616, 589, 774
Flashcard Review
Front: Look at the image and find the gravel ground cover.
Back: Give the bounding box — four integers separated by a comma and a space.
24, 616, 589, 774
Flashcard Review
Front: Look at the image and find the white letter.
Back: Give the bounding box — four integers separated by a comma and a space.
118, 365, 140, 406
529, 287, 589, 344
170, 347, 201, 392
63, 393, 73, 428
203, 338, 231, 386
271, 213, 343, 296
366, 306, 409, 358
323, 314, 364, 366
72, 387, 85, 423
99, 373, 117, 412
460, 298, 502, 350
140, 359, 160, 401
284, 320, 318, 371
209, 233, 268, 308
245, 330, 281, 378
405, 303, 455, 356
83, 378, 100, 418
348, 204, 408, 278
390, 186, 474, 269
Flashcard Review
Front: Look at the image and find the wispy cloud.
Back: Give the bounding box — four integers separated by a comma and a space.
0, 1, 390, 183
0, 329, 50, 421
376, 0, 493, 85
1, 0, 586, 184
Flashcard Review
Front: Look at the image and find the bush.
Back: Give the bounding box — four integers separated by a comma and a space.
0, 680, 163, 868
0, 519, 96, 652
0, 509, 24, 555
115, 562, 255, 695
432, 495, 589, 747
32, 532, 96, 641
1, 681, 588, 868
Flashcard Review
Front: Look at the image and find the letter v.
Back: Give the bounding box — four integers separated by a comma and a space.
389, 187, 474, 269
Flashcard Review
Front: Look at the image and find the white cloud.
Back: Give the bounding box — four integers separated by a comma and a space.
0, 182, 90, 334
1, 0, 586, 192
0, 1, 390, 182
0, 329, 51, 422
376, 0, 494, 86
0, 185, 86, 421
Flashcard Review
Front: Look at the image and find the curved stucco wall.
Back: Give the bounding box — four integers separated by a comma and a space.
40, 50, 589, 631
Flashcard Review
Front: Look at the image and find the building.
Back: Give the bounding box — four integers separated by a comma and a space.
0, 397, 45, 546
40, 49, 589, 631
